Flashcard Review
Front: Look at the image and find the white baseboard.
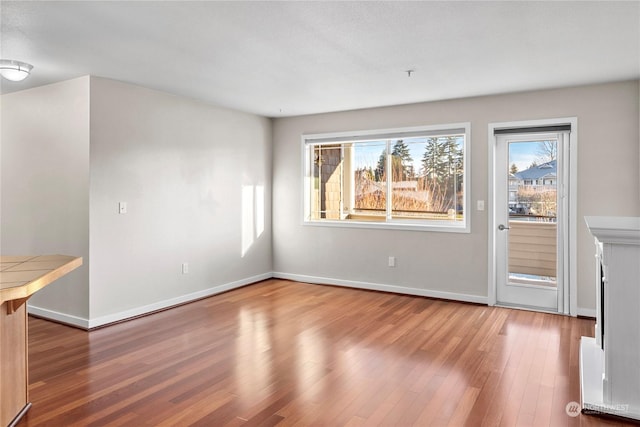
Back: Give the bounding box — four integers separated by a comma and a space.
27, 306, 90, 329
577, 307, 596, 318
272, 272, 488, 305
29, 271, 495, 329
28, 272, 272, 329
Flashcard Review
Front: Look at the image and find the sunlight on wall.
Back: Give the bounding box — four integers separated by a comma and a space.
242, 186, 254, 256
241, 184, 265, 257
256, 185, 265, 238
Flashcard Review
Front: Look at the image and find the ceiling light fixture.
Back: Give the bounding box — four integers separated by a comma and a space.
0, 59, 33, 82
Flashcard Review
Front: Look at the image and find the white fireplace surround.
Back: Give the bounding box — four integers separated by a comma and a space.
582, 216, 640, 420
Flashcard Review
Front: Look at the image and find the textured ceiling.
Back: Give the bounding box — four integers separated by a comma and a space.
1, 1, 639, 117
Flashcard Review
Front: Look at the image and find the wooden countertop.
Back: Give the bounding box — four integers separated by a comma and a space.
0, 255, 82, 308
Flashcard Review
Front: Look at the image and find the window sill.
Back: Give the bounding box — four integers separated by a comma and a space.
303, 218, 470, 233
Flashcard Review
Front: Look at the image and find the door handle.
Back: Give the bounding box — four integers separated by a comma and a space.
498, 224, 510, 231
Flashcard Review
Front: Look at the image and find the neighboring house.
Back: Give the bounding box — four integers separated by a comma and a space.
515, 160, 557, 188
509, 160, 557, 215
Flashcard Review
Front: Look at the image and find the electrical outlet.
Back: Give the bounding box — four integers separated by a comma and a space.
388, 256, 396, 268
182, 262, 189, 274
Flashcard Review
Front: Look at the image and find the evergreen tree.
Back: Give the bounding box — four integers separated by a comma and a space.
510, 163, 518, 175
441, 136, 463, 196
391, 140, 413, 180
421, 136, 463, 201
375, 140, 418, 182
421, 137, 444, 182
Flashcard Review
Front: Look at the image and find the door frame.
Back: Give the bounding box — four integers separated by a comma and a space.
488, 117, 578, 316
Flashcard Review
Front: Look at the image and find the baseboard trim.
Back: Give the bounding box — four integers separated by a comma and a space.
272, 272, 488, 305
28, 272, 273, 330
27, 306, 90, 329
29, 272, 498, 329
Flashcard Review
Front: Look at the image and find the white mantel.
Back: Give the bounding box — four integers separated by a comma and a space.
581, 216, 640, 420
584, 216, 640, 245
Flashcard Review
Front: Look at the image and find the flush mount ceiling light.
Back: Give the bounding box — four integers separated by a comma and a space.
0, 59, 33, 82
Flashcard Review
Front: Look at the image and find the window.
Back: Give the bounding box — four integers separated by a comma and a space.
302, 123, 470, 232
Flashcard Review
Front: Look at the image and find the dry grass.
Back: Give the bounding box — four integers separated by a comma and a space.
517, 188, 557, 217
354, 174, 457, 215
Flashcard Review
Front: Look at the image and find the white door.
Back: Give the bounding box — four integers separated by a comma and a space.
494, 131, 569, 312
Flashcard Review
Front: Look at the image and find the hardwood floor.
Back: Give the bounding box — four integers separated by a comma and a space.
20, 279, 634, 426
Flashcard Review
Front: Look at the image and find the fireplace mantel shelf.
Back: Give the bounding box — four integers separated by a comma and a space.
584, 216, 640, 245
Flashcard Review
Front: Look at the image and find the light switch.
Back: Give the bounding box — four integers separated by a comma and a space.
477, 200, 485, 211
119, 202, 127, 214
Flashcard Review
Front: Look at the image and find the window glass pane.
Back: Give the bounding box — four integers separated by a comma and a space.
508, 140, 557, 220
352, 141, 387, 219
310, 144, 342, 220
507, 140, 558, 287
392, 136, 464, 220
390, 138, 420, 218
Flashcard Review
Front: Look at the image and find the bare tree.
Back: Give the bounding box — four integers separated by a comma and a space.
536, 140, 557, 163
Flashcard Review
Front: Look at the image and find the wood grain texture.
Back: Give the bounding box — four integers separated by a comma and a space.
1, 301, 28, 426
1, 255, 82, 426
0, 255, 82, 304
20, 279, 635, 426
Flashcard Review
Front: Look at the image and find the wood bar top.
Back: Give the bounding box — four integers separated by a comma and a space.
0, 254, 82, 427
0, 255, 82, 306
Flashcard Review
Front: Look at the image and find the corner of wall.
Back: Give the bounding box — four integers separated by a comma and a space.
1, 76, 91, 319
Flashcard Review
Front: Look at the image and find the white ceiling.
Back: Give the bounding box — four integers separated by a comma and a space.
1, 1, 639, 118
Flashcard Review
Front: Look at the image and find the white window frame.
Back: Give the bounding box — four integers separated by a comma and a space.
301, 123, 471, 233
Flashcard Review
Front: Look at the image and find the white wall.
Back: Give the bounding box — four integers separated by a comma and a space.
1, 77, 90, 319
272, 81, 640, 313
1, 76, 272, 327
88, 77, 272, 324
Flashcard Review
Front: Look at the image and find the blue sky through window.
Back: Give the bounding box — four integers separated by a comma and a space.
353, 136, 464, 174
352, 138, 550, 174
509, 141, 554, 172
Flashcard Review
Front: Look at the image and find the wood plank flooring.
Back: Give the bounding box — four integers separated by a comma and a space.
20, 279, 635, 426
